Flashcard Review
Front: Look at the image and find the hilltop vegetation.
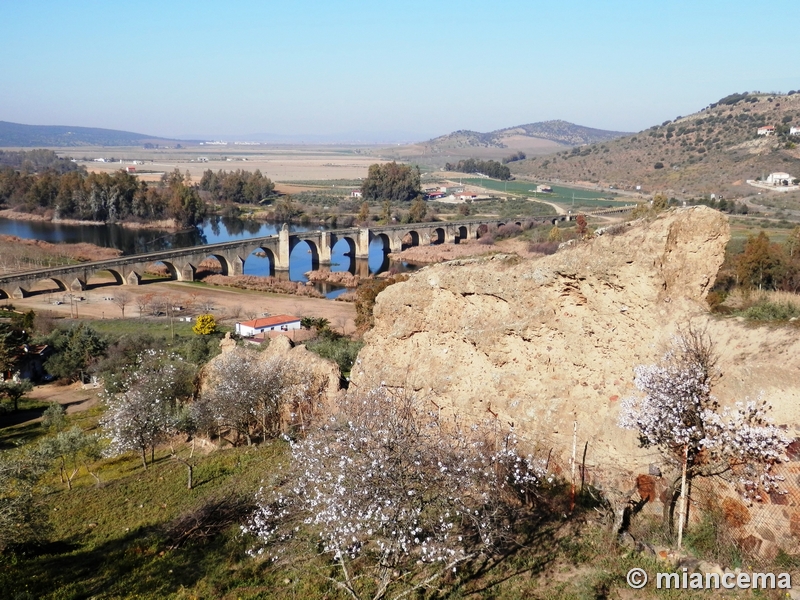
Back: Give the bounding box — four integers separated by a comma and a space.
0, 121, 187, 148
376, 120, 630, 166
512, 91, 800, 197
426, 119, 630, 150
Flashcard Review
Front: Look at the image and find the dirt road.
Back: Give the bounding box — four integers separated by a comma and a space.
12, 280, 356, 334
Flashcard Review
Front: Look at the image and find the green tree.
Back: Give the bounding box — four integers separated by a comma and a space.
0, 380, 33, 412
408, 196, 427, 222
40, 427, 102, 490
785, 226, 800, 259
361, 162, 421, 202
44, 324, 107, 382
193, 314, 217, 336
357, 202, 370, 223
737, 232, 785, 290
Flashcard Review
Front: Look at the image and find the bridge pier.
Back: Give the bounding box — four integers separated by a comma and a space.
229, 255, 245, 276
444, 228, 457, 244
70, 277, 86, 292
11, 287, 28, 299
276, 224, 291, 271
356, 228, 370, 259
126, 271, 142, 286
180, 263, 196, 282
318, 232, 332, 265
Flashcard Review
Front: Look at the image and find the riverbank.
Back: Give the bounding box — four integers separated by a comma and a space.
0, 209, 180, 231
0, 235, 122, 275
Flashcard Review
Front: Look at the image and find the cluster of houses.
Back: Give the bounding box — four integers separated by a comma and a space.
757, 125, 800, 136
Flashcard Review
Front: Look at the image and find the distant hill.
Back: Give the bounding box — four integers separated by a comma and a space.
376, 120, 630, 164
0, 121, 192, 147
427, 120, 630, 149
510, 92, 800, 198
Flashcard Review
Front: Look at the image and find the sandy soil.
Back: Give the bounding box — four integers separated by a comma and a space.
28, 383, 102, 415
12, 280, 356, 335
73, 145, 383, 183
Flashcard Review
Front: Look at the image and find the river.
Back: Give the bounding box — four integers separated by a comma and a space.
0, 216, 414, 299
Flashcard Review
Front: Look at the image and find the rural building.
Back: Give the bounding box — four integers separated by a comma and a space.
791, 127, 800, 136
350, 190, 362, 198
235, 315, 301, 337
765, 172, 795, 186
425, 191, 446, 200
757, 126, 775, 136
125, 166, 136, 173
536, 184, 553, 193
457, 191, 478, 201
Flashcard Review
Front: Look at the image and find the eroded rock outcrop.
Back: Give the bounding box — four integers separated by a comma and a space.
351, 207, 800, 478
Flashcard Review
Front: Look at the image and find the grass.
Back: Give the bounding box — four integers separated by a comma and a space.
458, 177, 633, 208
0, 432, 293, 600
0, 418, 777, 600
720, 289, 800, 322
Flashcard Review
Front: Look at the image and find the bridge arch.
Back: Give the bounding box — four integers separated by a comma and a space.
289, 239, 320, 271
0, 288, 9, 300
146, 260, 179, 281
370, 232, 391, 253
331, 237, 357, 273
205, 253, 233, 276
476, 224, 489, 239
401, 230, 420, 250
245, 246, 277, 277
431, 228, 445, 245
457, 225, 468, 243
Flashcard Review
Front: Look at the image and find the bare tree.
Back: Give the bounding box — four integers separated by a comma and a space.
135, 293, 152, 318
112, 291, 131, 318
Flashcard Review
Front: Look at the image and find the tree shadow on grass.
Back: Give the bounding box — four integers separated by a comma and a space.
0, 524, 244, 600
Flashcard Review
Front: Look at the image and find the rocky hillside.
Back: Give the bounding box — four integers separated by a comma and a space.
351, 206, 800, 554
351, 206, 800, 473
377, 120, 629, 164
512, 92, 800, 199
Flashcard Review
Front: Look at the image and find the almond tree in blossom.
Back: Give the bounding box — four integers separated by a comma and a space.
245, 386, 549, 600
194, 347, 324, 445
619, 327, 790, 532
101, 349, 196, 469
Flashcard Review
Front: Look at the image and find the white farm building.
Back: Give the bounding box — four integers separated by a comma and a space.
235, 315, 301, 337
766, 172, 795, 186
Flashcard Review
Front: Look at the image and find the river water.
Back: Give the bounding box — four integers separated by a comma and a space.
0, 216, 412, 299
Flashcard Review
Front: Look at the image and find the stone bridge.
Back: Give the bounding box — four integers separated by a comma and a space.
0, 208, 634, 299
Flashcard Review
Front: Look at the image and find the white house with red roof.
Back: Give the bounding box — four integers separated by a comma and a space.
757, 125, 776, 136
235, 314, 301, 337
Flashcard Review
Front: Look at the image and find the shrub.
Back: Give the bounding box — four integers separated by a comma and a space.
496, 223, 522, 238
741, 301, 800, 321
528, 241, 559, 255
193, 314, 217, 335
477, 232, 496, 245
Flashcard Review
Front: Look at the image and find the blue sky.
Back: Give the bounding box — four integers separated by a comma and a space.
1, 0, 798, 141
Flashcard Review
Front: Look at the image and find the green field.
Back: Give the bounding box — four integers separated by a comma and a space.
459, 178, 634, 209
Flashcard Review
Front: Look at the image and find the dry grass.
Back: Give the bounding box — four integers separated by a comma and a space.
723, 288, 800, 310
0, 234, 121, 274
